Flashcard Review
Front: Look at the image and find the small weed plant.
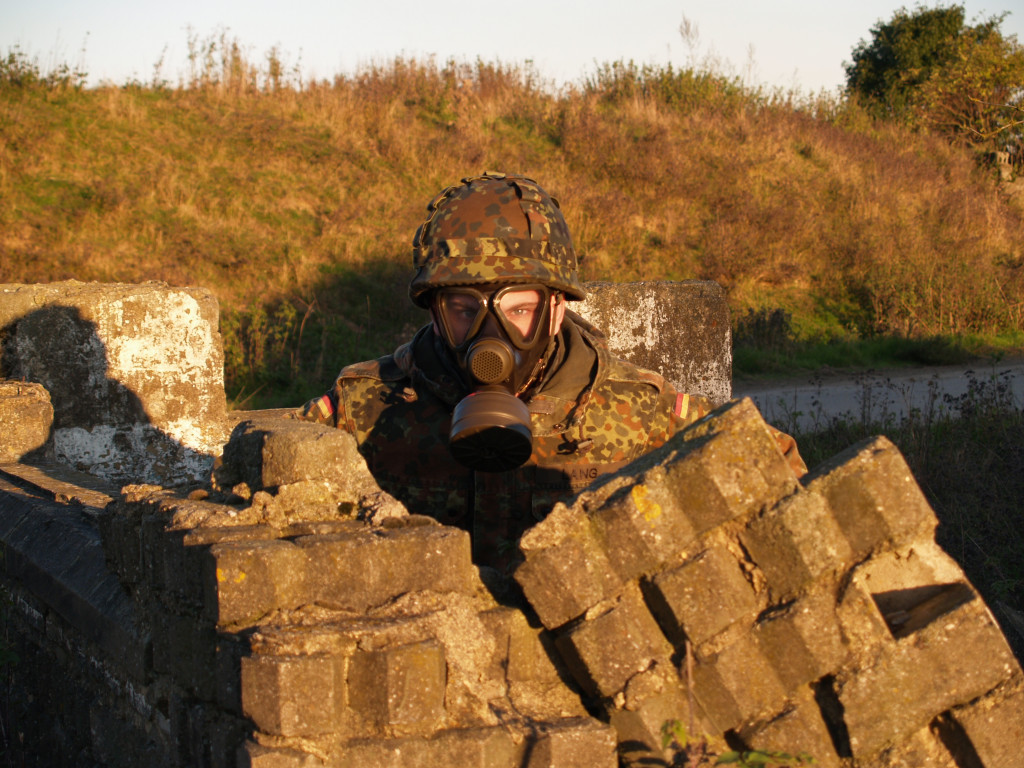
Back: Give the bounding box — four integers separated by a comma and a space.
660, 720, 814, 767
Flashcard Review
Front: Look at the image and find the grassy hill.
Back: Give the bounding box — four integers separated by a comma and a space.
2, 49, 1023, 408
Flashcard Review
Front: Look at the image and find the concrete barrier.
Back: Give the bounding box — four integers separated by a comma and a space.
0, 281, 1020, 767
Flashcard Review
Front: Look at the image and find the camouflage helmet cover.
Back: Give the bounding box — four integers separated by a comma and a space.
410, 172, 586, 307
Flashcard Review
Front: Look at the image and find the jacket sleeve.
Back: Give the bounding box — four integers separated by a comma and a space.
292, 388, 341, 428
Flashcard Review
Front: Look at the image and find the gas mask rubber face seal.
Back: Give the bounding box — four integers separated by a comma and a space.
433, 284, 555, 472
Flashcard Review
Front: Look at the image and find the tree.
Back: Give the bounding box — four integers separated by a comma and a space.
845, 4, 1024, 152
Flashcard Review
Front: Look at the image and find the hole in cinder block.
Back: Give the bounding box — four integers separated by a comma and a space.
812, 675, 852, 759
871, 582, 974, 639
932, 712, 985, 768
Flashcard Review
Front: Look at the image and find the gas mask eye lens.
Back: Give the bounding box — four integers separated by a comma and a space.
495, 288, 545, 344
437, 291, 485, 347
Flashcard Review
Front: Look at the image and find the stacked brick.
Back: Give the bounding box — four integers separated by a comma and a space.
514, 398, 1024, 767
97, 416, 617, 768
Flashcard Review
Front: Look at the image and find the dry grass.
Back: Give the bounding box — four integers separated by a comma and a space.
1, 46, 1023, 406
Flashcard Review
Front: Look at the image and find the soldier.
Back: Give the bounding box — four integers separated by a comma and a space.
296, 172, 805, 570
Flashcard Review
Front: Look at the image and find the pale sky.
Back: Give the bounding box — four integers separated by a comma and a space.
3, 0, 1023, 93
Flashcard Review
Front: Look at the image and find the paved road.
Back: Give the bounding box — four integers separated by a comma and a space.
731, 358, 1024, 433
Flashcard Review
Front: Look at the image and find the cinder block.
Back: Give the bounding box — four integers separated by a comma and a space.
237, 740, 323, 767
857, 726, 958, 768
203, 538, 307, 627
526, 717, 618, 768
656, 398, 800, 535
556, 582, 674, 699
515, 503, 623, 629
297, 525, 474, 612
222, 417, 382, 496
803, 436, 936, 558
839, 593, 1017, 758
336, 726, 521, 767
607, 683, 697, 768
645, 544, 761, 647
740, 489, 854, 597
240, 652, 344, 737
949, 675, 1024, 768
0, 380, 53, 462
478, 608, 589, 721
691, 632, 788, 732
589, 477, 698, 581
347, 639, 447, 736
752, 589, 847, 691
739, 687, 841, 768
479, 607, 563, 685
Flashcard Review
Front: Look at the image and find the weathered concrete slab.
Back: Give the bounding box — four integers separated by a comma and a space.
0, 281, 228, 484
577, 280, 731, 405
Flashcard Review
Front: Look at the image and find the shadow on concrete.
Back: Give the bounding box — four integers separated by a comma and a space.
2, 305, 214, 487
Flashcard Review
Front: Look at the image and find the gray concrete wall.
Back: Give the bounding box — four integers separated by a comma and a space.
0, 281, 228, 485
577, 280, 731, 405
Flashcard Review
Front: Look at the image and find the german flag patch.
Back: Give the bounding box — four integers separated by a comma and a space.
674, 392, 689, 419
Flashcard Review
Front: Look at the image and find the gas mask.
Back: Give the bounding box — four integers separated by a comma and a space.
433, 284, 559, 472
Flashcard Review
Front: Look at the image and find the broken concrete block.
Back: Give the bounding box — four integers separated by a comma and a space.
589, 476, 699, 582
203, 538, 307, 627
220, 417, 382, 496
691, 632, 788, 733
803, 436, 936, 558
153, 523, 270, 611
839, 592, 1017, 758
752, 589, 847, 692
525, 717, 619, 768
857, 725, 958, 768
948, 675, 1024, 768
607, 680, 697, 768
0, 380, 53, 462
654, 398, 800, 536
739, 686, 842, 768
479, 607, 563, 685
296, 524, 474, 612
240, 652, 344, 737
515, 503, 623, 629
0, 281, 227, 484
740, 488, 854, 598
645, 544, 761, 647
556, 582, 674, 699
347, 639, 447, 735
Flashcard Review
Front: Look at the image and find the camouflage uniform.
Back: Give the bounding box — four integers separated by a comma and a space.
296, 311, 717, 569
295, 172, 805, 570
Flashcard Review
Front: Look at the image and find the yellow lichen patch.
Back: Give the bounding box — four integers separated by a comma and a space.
216, 567, 247, 584
631, 484, 662, 525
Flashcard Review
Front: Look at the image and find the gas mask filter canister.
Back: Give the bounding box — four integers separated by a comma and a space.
435, 286, 553, 472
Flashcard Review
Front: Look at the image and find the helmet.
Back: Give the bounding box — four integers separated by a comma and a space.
409, 172, 586, 307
